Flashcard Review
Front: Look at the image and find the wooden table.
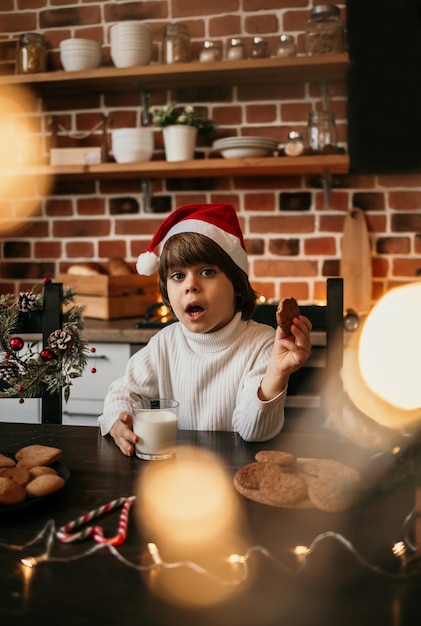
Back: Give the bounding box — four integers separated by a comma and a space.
0, 423, 420, 626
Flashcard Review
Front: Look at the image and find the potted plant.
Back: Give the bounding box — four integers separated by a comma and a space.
149, 103, 214, 162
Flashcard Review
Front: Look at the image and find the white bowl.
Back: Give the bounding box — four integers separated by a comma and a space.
110, 47, 151, 68
112, 128, 154, 163
110, 21, 151, 36
60, 52, 101, 71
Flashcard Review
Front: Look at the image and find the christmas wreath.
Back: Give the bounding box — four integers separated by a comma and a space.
0, 281, 90, 403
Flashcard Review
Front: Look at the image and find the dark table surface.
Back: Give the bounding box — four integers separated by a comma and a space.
0, 422, 420, 626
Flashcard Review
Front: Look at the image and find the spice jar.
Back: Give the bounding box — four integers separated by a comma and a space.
199, 40, 222, 62
226, 38, 246, 60
276, 34, 296, 58
284, 131, 305, 157
162, 23, 190, 64
307, 110, 338, 153
305, 5, 344, 55
250, 36, 268, 59
17, 32, 47, 74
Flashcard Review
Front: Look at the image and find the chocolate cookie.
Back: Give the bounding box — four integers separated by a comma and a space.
276, 297, 300, 335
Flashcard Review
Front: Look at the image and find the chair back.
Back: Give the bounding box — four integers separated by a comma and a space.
252, 278, 344, 429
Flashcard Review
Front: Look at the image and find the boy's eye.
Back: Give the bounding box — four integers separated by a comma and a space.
170, 271, 185, 281
201, 268, 216, 277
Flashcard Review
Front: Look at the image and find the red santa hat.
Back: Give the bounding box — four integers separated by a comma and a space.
136, 203, 248, 276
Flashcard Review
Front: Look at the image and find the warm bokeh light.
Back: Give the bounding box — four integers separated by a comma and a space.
359, 283, 421, 410
0, 84, 52, 235
343, 282, 421, 430
136, 445, 249, 606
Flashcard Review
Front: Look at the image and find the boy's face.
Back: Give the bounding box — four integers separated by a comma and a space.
166, 263, 237, 333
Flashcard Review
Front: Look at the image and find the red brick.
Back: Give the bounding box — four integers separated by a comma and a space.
304, 237, 337, 256
279, 282, 309, 302
250, 214, 315, 233
34, 241, 61, 258
172, 0, 239, 17
65, 241, 94, 258
246, 105, 277, 124
98, 241, 129, 260
77, 198, 106, 215
254, 259, 317, 277
209, 15, 241, 37
53, 220, 110, 237
244, 193, 276, 212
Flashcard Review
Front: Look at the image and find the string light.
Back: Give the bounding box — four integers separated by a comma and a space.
2, 520, 418, 584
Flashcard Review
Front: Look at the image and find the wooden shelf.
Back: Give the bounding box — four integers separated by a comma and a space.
10, 154, 349, 180
0, 53, 349, 95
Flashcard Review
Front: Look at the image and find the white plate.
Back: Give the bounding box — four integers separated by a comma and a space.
219, 147, 275, 158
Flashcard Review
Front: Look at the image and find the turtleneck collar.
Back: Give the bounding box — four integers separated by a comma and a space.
180, 311, 246, 352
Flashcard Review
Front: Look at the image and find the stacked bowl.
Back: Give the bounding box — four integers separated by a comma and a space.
59, 38, 101, 71
212, 136, 280, 158
111, 128, 154, 163
110, 21, 152, 68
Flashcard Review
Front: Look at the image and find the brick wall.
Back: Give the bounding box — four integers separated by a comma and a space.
0, 1, 420, 305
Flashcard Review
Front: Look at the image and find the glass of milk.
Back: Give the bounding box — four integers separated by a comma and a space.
132, 398, 179, 460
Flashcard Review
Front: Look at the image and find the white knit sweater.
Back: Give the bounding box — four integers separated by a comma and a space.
98, 312, 286, 442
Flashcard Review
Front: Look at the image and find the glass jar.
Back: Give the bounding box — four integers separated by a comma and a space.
162, 23, 190, 64
199, 40, 222, 62
17, 32, 47, 74
226, 38, 246, 60
250, 36, 268, 59
276, 34, 296, 58
307, 110, 338, 153
305, 4, 344, 55
284, 131, 305, 157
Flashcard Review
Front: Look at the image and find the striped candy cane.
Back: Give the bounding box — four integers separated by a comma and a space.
56, 496, 135, 545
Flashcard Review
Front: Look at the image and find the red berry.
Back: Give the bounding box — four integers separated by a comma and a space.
18, 385, 24, 393
10, 337, 24, 351
19, 398, 25, 404
91, 367, 97, 374
40, 348, 55, 362
90, 346, 96, 353
43, 277, 52, 284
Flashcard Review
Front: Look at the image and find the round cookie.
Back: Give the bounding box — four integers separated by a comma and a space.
25, 474, 65, 498
298, 458, 362, 484
0, 476, 27, 505
30, 465, 58, 478
276, 297, 300, 335
0, 453, 16, 468
307, 475, 362, 513
0, 465, 31, 487
255, 450, 297, 470
234, 461, 277, 490
260, 467, 308, 506
15, 444, 62, 469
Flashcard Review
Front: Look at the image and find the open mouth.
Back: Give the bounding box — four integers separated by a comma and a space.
186, 304, 204, 317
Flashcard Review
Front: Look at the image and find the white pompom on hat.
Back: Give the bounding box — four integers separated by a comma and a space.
136, 203, 249, 276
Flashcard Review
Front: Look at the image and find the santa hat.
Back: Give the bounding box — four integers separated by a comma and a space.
136, 203, 248, 275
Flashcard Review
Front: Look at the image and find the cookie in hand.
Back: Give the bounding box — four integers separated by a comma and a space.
276, 297, 300, 335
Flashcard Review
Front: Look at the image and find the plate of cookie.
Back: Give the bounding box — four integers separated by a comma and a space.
234, 450, 365, 513
0, 444, 69, 512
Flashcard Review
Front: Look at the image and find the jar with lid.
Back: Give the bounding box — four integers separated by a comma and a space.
307, 110, 338, 153
17, 32, 47, 74
199, 40, 222, 62
276, 34, 296, 58
284, 131, 305, 157
162, 23, 190, 64
226, 38, 246, 60
250, 36, 268, 59
305, 4, 344, 55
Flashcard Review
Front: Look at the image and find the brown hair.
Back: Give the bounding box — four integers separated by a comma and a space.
158, 232, 256, 320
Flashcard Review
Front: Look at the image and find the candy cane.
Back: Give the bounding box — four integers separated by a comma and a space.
56, 496, 135, 545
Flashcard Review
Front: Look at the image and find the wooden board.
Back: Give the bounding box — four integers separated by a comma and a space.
340, 208, 372, 314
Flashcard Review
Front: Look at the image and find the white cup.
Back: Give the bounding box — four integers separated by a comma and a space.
132, 399, 179, 460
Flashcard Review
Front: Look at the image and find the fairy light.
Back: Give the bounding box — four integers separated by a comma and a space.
392, 541, 407, 565
293, 544, 311, 566
147, 542, 163, 565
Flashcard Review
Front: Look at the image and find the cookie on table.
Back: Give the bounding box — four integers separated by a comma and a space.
0, 453, 16, 468
255, 450, 297, 471
276, 297, 300, 335
260, 468, 308, 506
0, 476, 27, 505
298, 458, 362, 484
29, 465, 58, 479
234, 461, 277, 491
0, 465, 31, 487
15, 444, 62, 469
25, 474, 65, 498
307, 475, 362, 513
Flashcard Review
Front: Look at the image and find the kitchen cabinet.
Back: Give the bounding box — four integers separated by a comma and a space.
0, 53, 349, 180
62, 342, 130, 426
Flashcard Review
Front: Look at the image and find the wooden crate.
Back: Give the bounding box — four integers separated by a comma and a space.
55, 273, 159, 319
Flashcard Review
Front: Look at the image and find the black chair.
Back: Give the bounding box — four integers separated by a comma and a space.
252, 278, 344, 430
1, 282, 64, 424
